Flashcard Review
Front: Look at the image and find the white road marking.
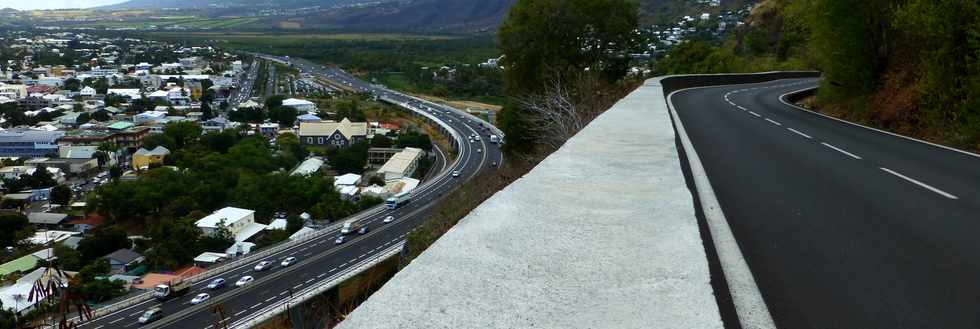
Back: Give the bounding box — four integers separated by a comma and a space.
748, 111, 761, 118
879, 167, 959, 200
820, 142, 862, 160
737, 106, 747, 111
787, 128, 812, 139
765, 118, 782, 126
108, 318, 123, 324
250, 303, 262, 309
318, 273, 326, 278
265, 296, 276, 303
293, 284, 303, 290
306, 278, 315, 284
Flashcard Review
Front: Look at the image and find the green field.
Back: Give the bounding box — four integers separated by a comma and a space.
72, 17, 262, 30
148, 32, 461, 42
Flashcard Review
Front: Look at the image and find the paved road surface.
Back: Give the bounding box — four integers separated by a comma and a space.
671, 78, 980, 329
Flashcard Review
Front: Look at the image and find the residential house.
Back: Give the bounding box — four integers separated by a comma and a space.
297, 118, 367, 148
132, 146, 170, 170
377, 147, 424, 180
105, 249, 144, 274
27, 213, 69, 229
195, 207, 266, 255
79, 86, 97, 98
282, 98, 317, 113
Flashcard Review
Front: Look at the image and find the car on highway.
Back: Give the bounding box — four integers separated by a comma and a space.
254, 261, 272, 271
334, 236, 346, 245
138, 308, 163, 324
358, 226, 369, 235
281, 257, 297, 267
383, 215, 395, 223
452, 171, 460, 178
477, 148, 482, 153
190, 293, 210, 305
207, 278, 225, 290
236, 276, 254, 287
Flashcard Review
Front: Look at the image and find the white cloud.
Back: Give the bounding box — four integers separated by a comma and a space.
3, 0, 128, 10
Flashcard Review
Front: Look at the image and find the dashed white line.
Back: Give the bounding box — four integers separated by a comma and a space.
265, 296, 277, 303
879, 167, 959, 200
293, 284, 303, 290
737, 106, 747, 111
787, 128, 812, 139
305, 278, 315, 284
748, 111, 761, 118
820, 142, 862, 160
108, 318, 123, 324
765, 118, 782, 126
250, 303, 262, 309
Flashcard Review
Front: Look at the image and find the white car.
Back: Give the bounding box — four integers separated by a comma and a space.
383, 215, 395, 223
476, 148, 482, 153
334, 236, 346, 245
236, 276, 254, 287
190, 293, 210, 305
452, 171, 460, 178
206, 278, 225, 290
281, 257, 297, 267
254, 261, 272, 271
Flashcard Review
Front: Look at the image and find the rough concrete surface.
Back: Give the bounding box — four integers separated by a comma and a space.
337, 81, 723, 329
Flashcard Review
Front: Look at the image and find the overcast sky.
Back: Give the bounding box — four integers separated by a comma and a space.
3, 0, 127, 10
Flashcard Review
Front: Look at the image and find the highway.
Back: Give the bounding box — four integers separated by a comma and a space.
227, 59, 260, 108
671, 78, 980, 328
80, 57, 504, 329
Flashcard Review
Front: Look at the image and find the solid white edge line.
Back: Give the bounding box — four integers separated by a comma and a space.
765, 118, 782, 126
787, 128, 812, 139
820, 142, 862, 160
778, 86, 980, 159
879, 167, 959, 200
667, 85, 777, 329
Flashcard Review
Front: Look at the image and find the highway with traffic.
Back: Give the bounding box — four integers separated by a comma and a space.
671, 78, 980, 329
227, 59, 260, 108
79, 57, 504, 329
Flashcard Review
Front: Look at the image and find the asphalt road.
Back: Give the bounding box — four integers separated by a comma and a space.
81, 57, 504, 329
671, 78, 980, 328
227, 59, 260, 108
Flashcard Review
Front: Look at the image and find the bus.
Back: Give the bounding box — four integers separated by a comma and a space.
385, 191, 412, 209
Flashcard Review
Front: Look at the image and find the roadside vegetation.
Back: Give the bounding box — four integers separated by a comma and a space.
143, 32, 505, 106
657, 0, 980, 153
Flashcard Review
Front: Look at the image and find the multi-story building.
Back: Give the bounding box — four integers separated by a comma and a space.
0, 130, 65, 158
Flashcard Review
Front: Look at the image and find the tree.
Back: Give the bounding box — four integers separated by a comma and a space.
163, 121, 203, 149
269, 106, 298, 126
141, 133, 176, 151
77, 228, 130, 262
370, 135, 394, 148
264, 95, 285, 109
497, 0, 640, 154
91, 109, 111, 121
64, 78, 81, 92
498, 0, 639, 94
0, 213, 30, 247
50, 185, 72, 206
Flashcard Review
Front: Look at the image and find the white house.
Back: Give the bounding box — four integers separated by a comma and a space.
195, 207, 266, 243
134, 111, 167, 124
79, 86, 97, 97
377, 147, 424, 180
282, 98, 317, 113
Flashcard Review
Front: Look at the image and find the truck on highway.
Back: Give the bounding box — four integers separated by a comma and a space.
385, 191, 412, 209
490, 135, 500, 144
153, 278, 191, 301
340, 220, 361, 235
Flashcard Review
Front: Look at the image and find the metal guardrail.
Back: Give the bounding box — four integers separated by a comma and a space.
230, 241, 406, 328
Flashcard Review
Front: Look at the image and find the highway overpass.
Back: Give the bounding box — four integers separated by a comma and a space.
76, 58, 504, 329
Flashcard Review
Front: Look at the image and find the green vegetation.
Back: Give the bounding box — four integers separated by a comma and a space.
497, 0, 644, 154
144, 32, 503, 104
86, 122, 380, 271
658, 0, 980, 152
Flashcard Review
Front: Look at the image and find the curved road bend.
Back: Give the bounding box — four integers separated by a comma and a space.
671, 78, 980, 329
